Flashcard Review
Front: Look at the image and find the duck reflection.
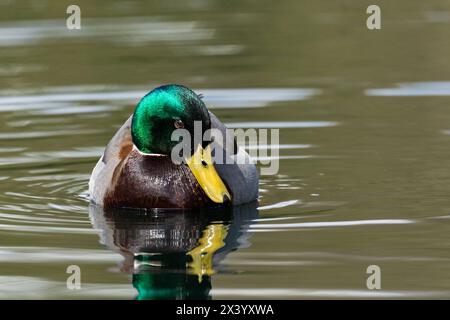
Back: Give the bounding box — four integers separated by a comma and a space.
89, 203, 258, 300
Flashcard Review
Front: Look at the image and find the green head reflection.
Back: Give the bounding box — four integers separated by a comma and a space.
133, 251, 212, 300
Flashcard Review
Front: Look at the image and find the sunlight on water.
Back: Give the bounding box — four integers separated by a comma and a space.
1, 0, 450, 300
0, 17, 214, 47
0, 87, 319, 109
211, 288, 450, 298
366, 82, 450, 96
248, 219, 415, 231
227, 121, 337, 128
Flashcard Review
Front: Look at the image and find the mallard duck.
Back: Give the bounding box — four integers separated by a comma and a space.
89, 84, 258, 210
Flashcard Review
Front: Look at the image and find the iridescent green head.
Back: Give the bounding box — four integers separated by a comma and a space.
131, 84, 211, 155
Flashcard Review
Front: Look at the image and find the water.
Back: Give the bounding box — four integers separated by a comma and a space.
2, 0, 450, 299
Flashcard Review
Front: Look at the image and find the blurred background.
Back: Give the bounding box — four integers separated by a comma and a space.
2, 0, 450, 299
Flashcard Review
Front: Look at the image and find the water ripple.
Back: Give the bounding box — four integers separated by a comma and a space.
366, 81, 450, 96
0, 87, 320, 110
227, 121, 337, 129
0, 17, 214, 47
258, 200, 300, 210
0, 247, 120, 263
250, 219, 415, 231
212, 288, 447, 298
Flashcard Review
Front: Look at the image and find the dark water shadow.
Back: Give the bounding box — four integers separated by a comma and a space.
89, 203, 259, 300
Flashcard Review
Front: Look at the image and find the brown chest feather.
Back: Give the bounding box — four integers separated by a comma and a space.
104, 150, 214, 209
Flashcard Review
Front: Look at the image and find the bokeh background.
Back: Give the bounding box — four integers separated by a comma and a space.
2, 0, 450, 299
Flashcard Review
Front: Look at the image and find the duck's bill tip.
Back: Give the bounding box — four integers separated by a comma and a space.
186, 145, 232, 204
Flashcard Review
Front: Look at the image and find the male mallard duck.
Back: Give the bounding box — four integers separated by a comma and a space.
89, 84, 258, 210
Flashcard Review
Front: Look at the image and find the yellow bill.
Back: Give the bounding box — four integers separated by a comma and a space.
186, 144, 231, 203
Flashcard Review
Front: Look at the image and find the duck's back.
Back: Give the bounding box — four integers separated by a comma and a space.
89, 116, 133, 207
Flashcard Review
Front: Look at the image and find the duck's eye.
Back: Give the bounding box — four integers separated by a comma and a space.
174, 119, 184, 129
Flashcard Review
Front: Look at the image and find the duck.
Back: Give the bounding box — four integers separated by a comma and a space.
89, 84, 258, 210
